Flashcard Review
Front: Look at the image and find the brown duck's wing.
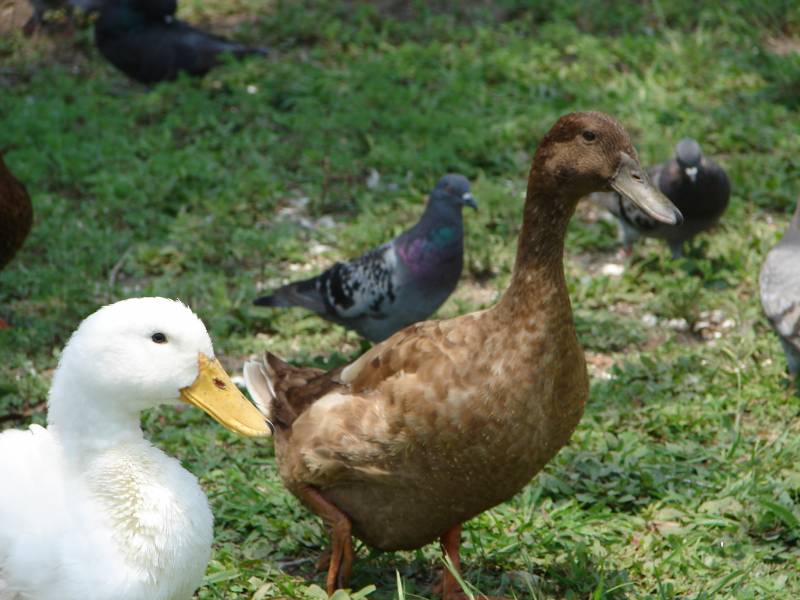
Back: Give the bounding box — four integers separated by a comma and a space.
280, 313, 494, 488
246, 311, 489, 438
340, 312, 488, 394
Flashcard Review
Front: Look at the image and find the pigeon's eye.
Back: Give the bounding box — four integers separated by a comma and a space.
151, 332, 168, 344
582, 130, 597, 142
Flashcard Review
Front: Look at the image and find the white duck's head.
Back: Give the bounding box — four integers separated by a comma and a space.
48, 297, 270, 448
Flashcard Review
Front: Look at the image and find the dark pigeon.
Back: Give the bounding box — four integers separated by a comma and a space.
760, 200, 800, 381
594, 138, 730, 258
94, 0, 267, 84
254, 174, 477, 342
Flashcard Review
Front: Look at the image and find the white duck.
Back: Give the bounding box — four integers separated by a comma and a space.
0, 297, 271, 600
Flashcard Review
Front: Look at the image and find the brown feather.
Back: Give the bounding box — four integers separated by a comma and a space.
0, 155, 33, 271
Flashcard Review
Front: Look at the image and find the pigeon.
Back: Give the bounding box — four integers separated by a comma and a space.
94, 0, 268, 84
760, 200, 800, 382
254, 174, 477, 343
594, 138, 730, 258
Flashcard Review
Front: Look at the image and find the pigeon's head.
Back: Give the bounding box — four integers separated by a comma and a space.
135, 0, 178, 20
675, 138, 703, 183
430, 174, 476, 210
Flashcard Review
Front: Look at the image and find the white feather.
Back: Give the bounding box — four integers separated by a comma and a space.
0, 298, 227, 600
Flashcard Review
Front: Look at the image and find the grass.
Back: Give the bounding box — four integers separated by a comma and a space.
1, 0, 800, 597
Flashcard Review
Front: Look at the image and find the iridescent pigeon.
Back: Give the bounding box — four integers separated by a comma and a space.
760, 200, 800, 381
254, 174, 476, 342
594, 138, 730, 258
94, 0, 268, 85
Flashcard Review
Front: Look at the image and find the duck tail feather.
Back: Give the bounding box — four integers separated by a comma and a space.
243, 357, 276, 426
244, 352, 306, 431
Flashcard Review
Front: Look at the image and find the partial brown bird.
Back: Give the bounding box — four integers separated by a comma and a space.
0, 154, 33, 328
244, 112, 682, 599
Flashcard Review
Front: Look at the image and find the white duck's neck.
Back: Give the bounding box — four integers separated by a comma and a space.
47, 366, 147, 462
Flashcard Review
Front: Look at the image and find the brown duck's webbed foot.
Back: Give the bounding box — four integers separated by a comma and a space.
296, 485, 353, 595
437, 524, 510, 600
0, 317, 9, 329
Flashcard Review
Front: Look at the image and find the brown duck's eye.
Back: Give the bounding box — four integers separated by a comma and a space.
582, 130, 597, 142
151, 332, 167, 344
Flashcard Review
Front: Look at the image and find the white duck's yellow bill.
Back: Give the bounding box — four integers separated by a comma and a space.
180, 354, 271, 437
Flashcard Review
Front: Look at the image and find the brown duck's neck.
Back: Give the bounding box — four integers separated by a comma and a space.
495, 177, 578, 322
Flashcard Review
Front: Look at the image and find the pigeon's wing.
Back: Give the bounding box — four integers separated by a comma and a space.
760, 243, 800, 353
168, 21, 266, 76
317, 243, 400, 320
96, 25, 183, 83
256, 243, 400, 323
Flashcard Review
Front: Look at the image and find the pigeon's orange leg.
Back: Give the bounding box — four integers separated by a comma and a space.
296, 485, 353, 595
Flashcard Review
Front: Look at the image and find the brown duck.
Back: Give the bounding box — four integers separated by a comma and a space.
244, 112, 682, 599
0, 154, 33, 328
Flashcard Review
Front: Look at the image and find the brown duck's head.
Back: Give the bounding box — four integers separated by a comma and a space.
532, 111, 683, 225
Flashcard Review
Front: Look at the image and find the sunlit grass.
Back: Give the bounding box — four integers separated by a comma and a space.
1, 1, 799, 598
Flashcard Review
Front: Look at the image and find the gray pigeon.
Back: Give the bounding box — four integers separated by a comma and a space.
254, 174, 477, 342
759, 200, 800, 381
594, 138, 730, 258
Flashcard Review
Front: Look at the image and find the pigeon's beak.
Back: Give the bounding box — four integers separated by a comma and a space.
610, 152, 683, 226
684, 166, 698, 183
462, 192, 477, 210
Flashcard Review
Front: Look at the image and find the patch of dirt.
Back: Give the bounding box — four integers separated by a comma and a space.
0, 0, 32, 33
765, 34, 800, 56
586, 351, 615, 380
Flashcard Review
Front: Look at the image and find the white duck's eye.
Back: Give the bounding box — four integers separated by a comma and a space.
151, 332, 168, 344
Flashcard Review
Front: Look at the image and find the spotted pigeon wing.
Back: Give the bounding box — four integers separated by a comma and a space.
318, 243, 399, 320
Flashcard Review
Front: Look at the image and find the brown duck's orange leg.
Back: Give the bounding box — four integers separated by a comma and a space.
0, 317, 9, 329
440, 524, 465, 599
296, 485, 353, 595
438, 524, 510, 600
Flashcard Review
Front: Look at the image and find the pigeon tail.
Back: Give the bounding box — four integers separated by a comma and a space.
234, 45, 269, 58
253, 293, 289, 308
253, 279, 326, 314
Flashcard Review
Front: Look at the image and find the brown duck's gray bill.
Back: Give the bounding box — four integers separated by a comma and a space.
611, 152, 683, 225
